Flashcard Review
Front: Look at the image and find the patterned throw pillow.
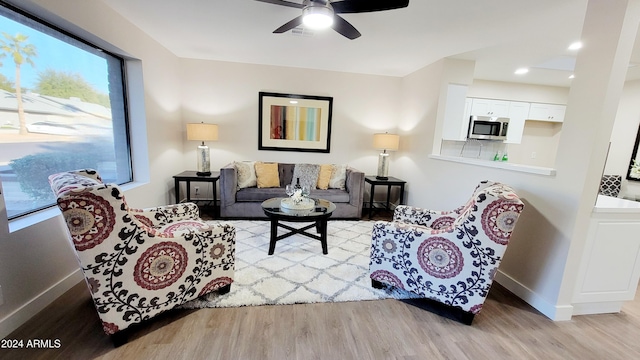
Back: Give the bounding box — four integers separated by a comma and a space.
291, 164, 320, 190
599, 175, 621, 197
329, 164, 347, 190
255, 162, 280, 188
234, 161, 257, 189
317, 164, 334, 190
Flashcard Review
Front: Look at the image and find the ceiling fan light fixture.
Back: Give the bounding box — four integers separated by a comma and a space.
303, 6, 334, 29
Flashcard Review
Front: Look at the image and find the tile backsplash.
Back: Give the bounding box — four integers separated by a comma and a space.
441, 140, 510, 162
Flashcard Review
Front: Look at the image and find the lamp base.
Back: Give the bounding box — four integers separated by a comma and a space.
377, 152, 390, 180
196, 144, 211, 177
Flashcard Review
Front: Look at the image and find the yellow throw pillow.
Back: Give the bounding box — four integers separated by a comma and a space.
317, 164, 334, 190
255, 162, 280, 188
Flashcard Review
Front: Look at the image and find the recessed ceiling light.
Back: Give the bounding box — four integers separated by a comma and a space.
569, 74, 575, 79
514, 68, 529, 75
289, 100, 298, 104
568, 41, 583, 50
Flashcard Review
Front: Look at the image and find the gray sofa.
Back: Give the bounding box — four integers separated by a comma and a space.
219, 163, 364, 219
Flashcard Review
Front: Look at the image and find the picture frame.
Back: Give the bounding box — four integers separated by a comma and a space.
258, 92, 333, 153
627, 123, 640, 181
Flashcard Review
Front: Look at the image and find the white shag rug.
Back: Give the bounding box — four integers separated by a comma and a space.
180, 220, 408, 309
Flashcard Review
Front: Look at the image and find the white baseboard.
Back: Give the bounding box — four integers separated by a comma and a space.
0, 269, 83, 339
495, 270, 574, 321
572, 301, 623, 315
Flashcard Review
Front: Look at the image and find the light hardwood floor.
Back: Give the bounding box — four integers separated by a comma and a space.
2, 279, 640, 359
3, 210, 640, 359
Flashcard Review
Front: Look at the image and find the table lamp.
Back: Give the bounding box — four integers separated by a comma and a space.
373, 133, 400, 180
187, 122, 218, 176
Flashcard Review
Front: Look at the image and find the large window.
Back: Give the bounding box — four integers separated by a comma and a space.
0, 2, 132, 220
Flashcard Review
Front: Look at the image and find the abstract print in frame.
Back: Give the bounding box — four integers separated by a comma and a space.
258, 92, 333, 153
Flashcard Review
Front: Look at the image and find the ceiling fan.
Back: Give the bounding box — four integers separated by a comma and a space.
255, 0, 410, 40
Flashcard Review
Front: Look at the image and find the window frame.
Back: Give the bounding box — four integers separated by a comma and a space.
0, 0, 134, 222
0, 0, 151, 235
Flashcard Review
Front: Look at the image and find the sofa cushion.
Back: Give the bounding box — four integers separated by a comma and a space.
279, 163, 295, 187
236, 187, 287, 202
235, 187, 350, 203
235, 161, 257, 189
310, 189, 350, 203
255, 162, 280, 188
317, 164, 333, 190
329, 164, 347, 190
292, 164, 320, 190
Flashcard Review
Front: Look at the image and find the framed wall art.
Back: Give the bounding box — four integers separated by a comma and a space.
627, 123, 640, 181
258, 92, 333, 153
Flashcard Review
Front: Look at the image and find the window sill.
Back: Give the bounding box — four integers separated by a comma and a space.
429, 154, 557, 176
7, 180, 147, 233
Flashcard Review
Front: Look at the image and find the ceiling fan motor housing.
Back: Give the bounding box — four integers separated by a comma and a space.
256, 0, 410, 40
302, 1, 334, 29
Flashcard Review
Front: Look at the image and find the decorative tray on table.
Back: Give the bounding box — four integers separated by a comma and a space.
280, 197, 315, 214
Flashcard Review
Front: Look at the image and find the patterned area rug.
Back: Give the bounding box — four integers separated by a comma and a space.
180, 220, 406, 309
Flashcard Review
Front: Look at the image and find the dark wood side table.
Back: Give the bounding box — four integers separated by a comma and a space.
365, 176, 407, 219
173, 171, 220, 218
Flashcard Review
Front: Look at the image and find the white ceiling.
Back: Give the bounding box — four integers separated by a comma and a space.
103, 0, 640, 88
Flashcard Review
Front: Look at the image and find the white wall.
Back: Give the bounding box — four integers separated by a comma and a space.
179, 59, 401, 173
509, 121, 563, 167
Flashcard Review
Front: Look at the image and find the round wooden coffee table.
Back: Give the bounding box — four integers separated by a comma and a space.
261, 197, 336, 255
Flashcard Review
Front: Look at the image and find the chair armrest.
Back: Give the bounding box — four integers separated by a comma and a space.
130, 202, 200, 227
393, 205, 459, 228
219, 163, 238, 207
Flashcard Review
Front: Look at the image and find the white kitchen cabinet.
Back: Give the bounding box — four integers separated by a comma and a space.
441, 84, 470, 141
469, 98, 510, 117
505, 101, 530, 144
572, 195, 640, 316
528, 103, 566, 122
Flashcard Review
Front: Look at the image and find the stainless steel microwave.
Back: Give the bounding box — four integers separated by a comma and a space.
468, 116, 509, 140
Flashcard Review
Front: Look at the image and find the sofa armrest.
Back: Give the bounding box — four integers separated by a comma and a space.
346, 167, 364, 210
220, 163, 238, 207
393, 205, 460, 227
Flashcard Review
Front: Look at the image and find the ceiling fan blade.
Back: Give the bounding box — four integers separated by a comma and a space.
273, 15, 304, 33
332, 15, 361, 40
331, 0, 409, 14
254, 0, 304, 9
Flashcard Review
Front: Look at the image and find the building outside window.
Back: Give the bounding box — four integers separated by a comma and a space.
0, 3, 132, 220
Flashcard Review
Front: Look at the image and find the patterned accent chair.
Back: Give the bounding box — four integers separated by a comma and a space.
49, 169, 235, 341
369, 180, 524, 324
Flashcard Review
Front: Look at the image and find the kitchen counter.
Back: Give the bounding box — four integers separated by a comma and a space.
429, 154, 556, 176
593, 194, 640, 213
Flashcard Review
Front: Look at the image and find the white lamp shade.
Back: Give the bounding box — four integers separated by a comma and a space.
187, 123, 218, 141
373, 133, 400, 151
